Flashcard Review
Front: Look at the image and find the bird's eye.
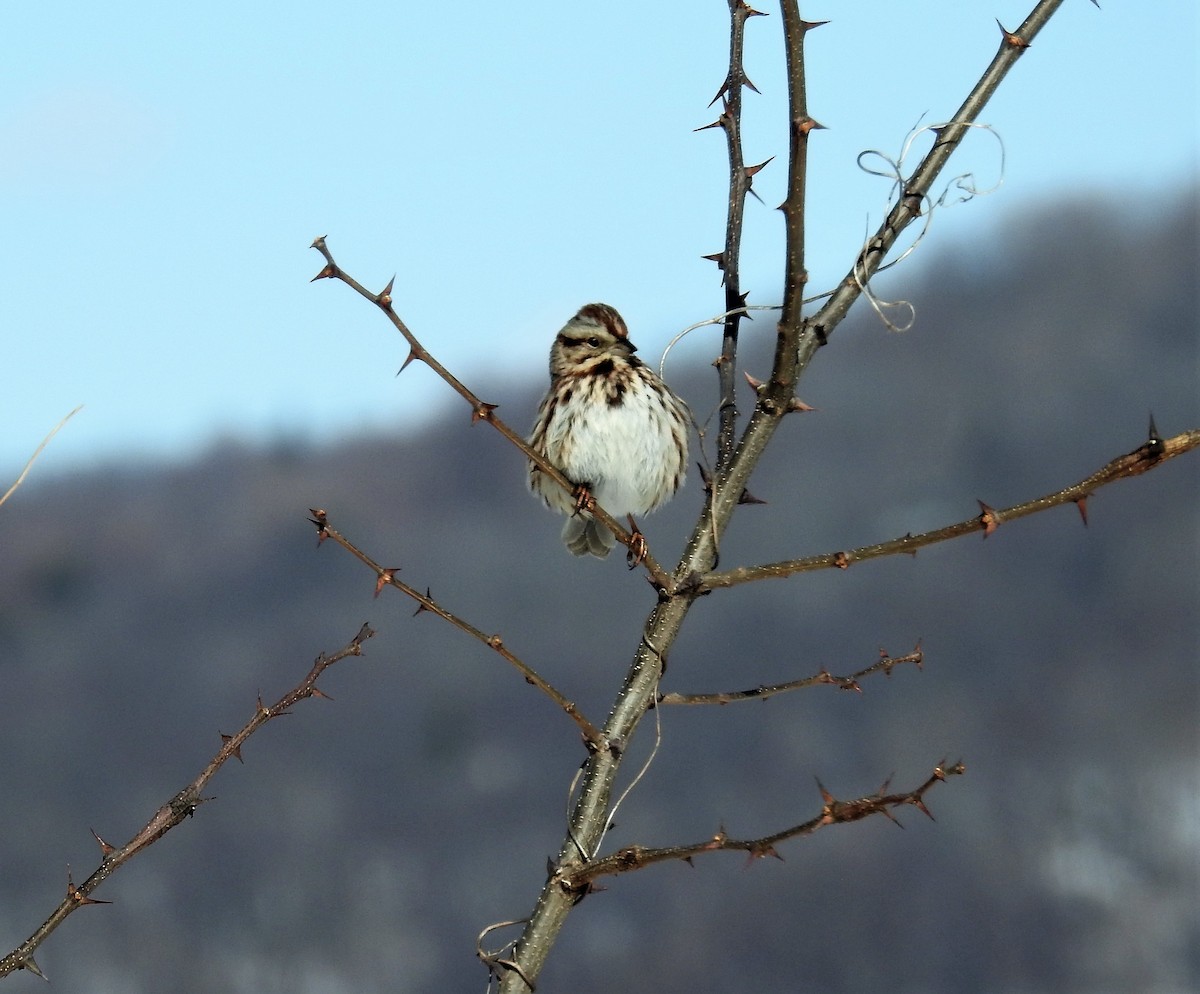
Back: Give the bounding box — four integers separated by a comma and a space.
586, 336, 601, 348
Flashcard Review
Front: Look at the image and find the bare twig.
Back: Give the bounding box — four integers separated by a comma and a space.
0, 406, 83, 510
0, 624, 376, 981
701, 427, 1200, 591
308, 237, 674, 593
658, 644, 923, 706
307, 509, 605, 750
559, 762, 964, 888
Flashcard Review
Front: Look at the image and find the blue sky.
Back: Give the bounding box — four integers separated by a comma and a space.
3, 1, 1196, 477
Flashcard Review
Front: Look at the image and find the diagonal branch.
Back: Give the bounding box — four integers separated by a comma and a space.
309, 237, 674, 593
701, 427, 1200, 591
558, 762, 964, 889
0, 625, 375, 981
658, 644, 923, 705
308, 509, 604, 749
798, 0, 1072, 371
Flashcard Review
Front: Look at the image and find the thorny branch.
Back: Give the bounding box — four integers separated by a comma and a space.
686, 4, 821, 579
560, 762, 965, 889
307, 509, 605, 749
702, 0, 769, 473
308, 237, 674, 593
0, 625, 376, 982
798, 1, 1072, 373
658, 644, 923, 706
701, 426, 1200, 591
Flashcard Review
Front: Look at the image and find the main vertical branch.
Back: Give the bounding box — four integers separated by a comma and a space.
771, 1, 816, 389
687, 2, 818, 572
713, 1, 767, 474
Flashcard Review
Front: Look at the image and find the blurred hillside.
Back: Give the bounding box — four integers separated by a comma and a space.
0, 192, 1197, 994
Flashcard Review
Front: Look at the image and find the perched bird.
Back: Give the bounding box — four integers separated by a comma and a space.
528, 303, 690, 559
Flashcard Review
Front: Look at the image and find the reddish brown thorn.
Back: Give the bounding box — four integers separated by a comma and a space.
995, 19, 1030, 48
220, 733, 244, 763
701, 251, 727, 270
694, 117, 724, 132
309, 263, 337, 282
310, 686, 334, 701
794, 115, 827, 135
977, 500, 1000, 537
912, 797, 935, 821
737, 488, 766, 506
786, 396, 815, 413
799, 19, 829, 31
308, 508, 330, 543
91, 828, 116, 856
745, 157, 774, 179
351, 622, 375, 648
374, 568, 399, 598
744, 371, 765, 392
376, 276, 396, 308
472, 402, 498, 423
1074, 496, 1090, 526
833, 551, 850, 569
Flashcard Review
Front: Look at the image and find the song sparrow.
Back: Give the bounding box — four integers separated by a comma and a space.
528, 303, 690, 559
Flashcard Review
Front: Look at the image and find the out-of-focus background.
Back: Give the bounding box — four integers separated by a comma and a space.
2, 3, 1197, 993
